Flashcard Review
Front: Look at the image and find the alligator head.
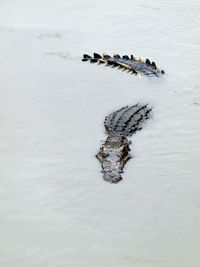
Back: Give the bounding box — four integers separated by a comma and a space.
96, 135, 131, 183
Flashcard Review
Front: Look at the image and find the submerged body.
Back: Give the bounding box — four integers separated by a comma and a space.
82, 53, 156, 182
82, 53, 165, 77
96, 104, 152, 183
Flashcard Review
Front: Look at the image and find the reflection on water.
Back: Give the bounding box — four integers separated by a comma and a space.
0, 0, 200, 266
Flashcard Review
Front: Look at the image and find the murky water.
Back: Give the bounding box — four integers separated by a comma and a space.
0, 0, 200, 266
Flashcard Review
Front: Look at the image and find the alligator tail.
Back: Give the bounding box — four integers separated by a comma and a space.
82, 53, 165, 77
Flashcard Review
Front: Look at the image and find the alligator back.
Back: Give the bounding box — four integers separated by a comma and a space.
82, 53, 165, 77
104, 104, 152, 136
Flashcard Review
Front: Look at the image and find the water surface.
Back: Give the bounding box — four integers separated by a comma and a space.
0, 0, 200, 266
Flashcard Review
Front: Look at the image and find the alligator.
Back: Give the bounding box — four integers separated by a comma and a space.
82, 53, 165, 77
96, 104, 152, 183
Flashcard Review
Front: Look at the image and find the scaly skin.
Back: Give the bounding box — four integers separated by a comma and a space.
82, 53, 165, 77
96, 104, 152, 183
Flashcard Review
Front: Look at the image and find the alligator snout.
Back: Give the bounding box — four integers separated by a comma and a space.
103, 171, 122, 183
